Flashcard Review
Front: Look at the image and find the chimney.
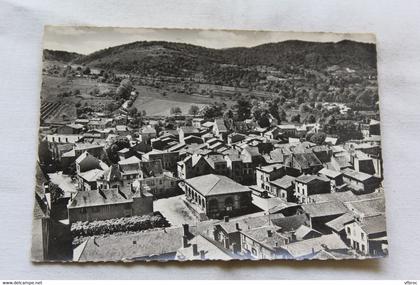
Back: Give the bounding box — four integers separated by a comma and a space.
223, 216, 229, 222
199, 250, 206, 260
182, 235, 189, 248
98, 189, 106, 199
235, 223, 241, 231
267, 229, 273, 238
192, 244, 199, 256
182, 224, 190, 237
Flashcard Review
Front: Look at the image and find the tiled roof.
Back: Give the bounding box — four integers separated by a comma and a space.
69, 188, 134, 209
242, 226, 288, 249
279, 234, 348, 259
257, 163, 284, 173
325, 213, 354, 232
342, 168, 373, 181
295, 174, 329, 184
301, 201, 348, 218
344, 197, 386, 217
118, 156, 141, 165
359, 214, 387, 235
270, 175, 296, 189
76, 226, 198, 261
185, 174, 250, 197
79, 169, 105, 182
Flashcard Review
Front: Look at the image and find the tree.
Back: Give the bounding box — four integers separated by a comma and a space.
105, 102, 117, 112
310, 132, 327, 145
82, 66, 91, 75
307, 114, 316, 124
188, 105, 200, 116
49, 182, 64, 204
291, 114, 301, 123
116, 79, 133, 100
224, 109, 233, 119
236, 99, 251, 121
202, 104, 223, 119
128, 106, 138, 117
170, 106, 182, 115
299, 103, 310, 113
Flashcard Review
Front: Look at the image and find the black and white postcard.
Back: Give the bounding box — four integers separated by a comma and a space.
32, 27, 387, 262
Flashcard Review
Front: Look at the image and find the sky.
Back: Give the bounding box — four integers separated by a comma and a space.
43, 26, 376, 55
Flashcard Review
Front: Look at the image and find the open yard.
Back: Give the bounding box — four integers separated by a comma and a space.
153, 194, 199, 227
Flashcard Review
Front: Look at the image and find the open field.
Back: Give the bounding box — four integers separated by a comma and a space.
132, 85, 236, 116
40, 74, 117, 123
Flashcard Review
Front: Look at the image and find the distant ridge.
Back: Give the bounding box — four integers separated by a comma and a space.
43, 49, 84, 63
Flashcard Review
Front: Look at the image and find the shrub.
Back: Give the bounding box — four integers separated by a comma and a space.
70, 213, 170, 238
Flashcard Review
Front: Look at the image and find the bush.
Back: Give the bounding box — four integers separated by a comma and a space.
70, 213, 170, 237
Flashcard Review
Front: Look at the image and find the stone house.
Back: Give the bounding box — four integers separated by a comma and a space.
183, 174, 253, 219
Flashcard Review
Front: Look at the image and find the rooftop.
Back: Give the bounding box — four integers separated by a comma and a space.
185, 174, 251, 197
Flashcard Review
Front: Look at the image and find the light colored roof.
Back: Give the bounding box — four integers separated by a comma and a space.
359, 214, 387, 235
325, 213, 355, 232
176, 235, 233, 261
279, 234, 348, 259
242, 226, 287, 249
301, 201, 348, 218
118, 156, 141, 165
69, 188, 133, 209
75, 226, 198, 261
344, 197, 386, 217
342, 168, 373, 181
185, 174, 251, 197
79, 168, 104, 182
295, 174, 329, 184
270, 175, 296, 189
141, 125, 156, 134
295, 225, 321, 240
318, 168, 342, 178
257, 163, 284, 173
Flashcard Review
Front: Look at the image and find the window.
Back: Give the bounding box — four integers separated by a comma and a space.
361, 244, 365, 252
225, 197, 234, 211
347, 227, 351, 235
209, 199, 218, 212
251, 248, 257, 256
361, 233, 365, 240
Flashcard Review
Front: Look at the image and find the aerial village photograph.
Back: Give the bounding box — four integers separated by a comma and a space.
32, 27, 387, 262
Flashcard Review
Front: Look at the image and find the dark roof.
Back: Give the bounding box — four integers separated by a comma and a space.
271, 214, 309, 232
293, 152, 322, 169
